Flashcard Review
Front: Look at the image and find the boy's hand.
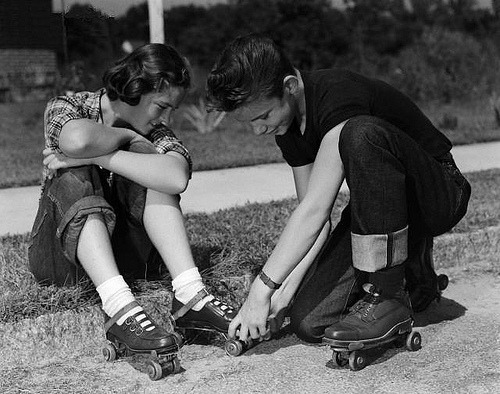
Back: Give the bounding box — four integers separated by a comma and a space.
228, 278, 273, 342
43, 148, 93, 177
268, 294, 291, 336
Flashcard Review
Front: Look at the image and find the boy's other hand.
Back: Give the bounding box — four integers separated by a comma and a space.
228, 278, 273, 342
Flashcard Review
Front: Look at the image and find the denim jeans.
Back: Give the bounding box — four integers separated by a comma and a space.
28, 142, 164, 286
288, 115, 471, 342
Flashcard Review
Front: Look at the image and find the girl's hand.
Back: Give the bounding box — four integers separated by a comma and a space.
43, 148, 93, 178
228, 279, 273, 343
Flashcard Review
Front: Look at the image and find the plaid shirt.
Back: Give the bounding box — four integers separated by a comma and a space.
43, 89, 192, 181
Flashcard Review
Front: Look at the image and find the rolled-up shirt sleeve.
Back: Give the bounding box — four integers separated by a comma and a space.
150, 122, 193, 177
44, 96, 83, 152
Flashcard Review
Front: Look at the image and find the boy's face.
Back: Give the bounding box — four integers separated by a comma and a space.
231, 91, 296, 137
125, 86, 186, 135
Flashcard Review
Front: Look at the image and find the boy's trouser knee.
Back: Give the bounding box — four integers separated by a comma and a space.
339, 115, 470, 275
28, 166, 115, 286
288, 208, 362, 342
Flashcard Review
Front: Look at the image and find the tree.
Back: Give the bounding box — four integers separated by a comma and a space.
63, 4, 116, 89
65, 4, 114, 60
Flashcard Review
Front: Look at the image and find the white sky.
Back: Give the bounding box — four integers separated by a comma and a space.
52, 0, 492, 17
52, 0, 228, 16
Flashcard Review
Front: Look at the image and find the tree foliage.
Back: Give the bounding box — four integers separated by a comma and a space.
64, 0, 500, 101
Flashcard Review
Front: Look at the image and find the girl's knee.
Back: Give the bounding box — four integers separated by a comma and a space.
48, 166, 105, 203
40, 172, 115, 267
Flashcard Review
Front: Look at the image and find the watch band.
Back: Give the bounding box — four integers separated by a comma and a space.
259, 270, 282, 290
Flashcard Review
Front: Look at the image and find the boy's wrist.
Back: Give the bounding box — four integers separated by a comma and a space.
258, 270, 282, 290
251, 275, 275, 300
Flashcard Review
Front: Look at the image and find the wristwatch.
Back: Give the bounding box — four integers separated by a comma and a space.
258, 270, 282, 290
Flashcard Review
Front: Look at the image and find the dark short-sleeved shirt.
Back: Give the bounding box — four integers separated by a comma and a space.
43, 89, 192, 180
275, 69, 452, 167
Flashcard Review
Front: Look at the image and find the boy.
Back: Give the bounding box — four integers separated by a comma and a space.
206, 34, 471, 344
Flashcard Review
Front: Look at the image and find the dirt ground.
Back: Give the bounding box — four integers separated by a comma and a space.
1, 258, 499, 394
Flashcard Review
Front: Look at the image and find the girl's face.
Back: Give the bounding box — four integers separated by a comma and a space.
124, 86, 186, 135
231, 89, 297, 137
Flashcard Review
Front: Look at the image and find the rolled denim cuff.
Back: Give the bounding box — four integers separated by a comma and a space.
351, 226, 408, 272
56, 196, 116, 264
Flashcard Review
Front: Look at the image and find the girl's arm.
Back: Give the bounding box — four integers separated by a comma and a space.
93, 150, 189, 195
47, 119, 190, 194
229, 121, 346, 341
43, 148, 190, 195
59, 119, 139, 158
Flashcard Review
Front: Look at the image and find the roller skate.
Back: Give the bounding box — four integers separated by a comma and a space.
323, 284, 421, 371
406, 237, 449, 313
171, 289, 252, 356
101, 301, 183, 381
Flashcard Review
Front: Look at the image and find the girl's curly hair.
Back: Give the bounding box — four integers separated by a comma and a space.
103, 43, 191, 106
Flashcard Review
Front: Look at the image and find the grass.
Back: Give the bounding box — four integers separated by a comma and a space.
0, 101, 283, 188
1, 168, 499, 325
0, 97, 499, 188
421, 99, 500, 145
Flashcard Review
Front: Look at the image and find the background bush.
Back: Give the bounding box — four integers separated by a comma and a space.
57, 0, 500, 104
388, 27, 500, 102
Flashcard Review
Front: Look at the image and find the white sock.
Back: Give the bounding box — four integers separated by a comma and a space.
172, 267, 213, 311
96, 275, 154, 330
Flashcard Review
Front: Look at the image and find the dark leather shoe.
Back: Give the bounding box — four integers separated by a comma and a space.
104, 302, 181, 352
324, 284, 412, 342
172, 294, 237, 333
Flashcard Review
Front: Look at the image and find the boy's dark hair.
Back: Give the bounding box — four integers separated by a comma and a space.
103, 43, 191, 106
206, 34, 295, 112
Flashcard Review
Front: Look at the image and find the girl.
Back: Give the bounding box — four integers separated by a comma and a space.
30, 44, 235, 354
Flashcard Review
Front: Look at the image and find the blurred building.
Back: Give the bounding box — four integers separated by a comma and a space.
0, 0, 62, 101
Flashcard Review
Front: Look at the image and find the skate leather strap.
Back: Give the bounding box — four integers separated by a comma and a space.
103, 301, 140, 332
171, 288, 209, 321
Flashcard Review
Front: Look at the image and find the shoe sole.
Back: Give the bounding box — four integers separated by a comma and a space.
322, 318, 413, 351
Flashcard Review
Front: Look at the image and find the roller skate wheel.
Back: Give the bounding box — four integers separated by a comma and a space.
406, 331, 422, 351
348, 351, 366, 371
171, 357, 182, 374
332, 351, 348, 367
147, 360, 163, 381
224, 339, 244, 357
162, 357, 182, 375
102, 343, 117, 362
437, 274, 449, 291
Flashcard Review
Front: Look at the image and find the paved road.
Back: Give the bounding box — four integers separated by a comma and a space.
1, 142, 499, 393
1, 141, 500, 237
1, 260, 498, 393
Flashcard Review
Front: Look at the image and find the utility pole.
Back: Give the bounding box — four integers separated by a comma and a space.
148, 0, 165, 44
60, 0, 69, 65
